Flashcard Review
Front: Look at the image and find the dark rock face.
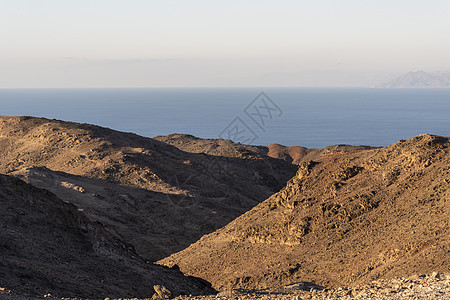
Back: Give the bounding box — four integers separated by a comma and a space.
0, 174, 214, 299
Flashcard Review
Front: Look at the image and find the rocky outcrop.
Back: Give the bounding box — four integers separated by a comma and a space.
160, 134, 450, 290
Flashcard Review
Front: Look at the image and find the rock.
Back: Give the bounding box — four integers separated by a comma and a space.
153, 285, 172, 299
216, 290, 235, 298
431, 271, 443, 280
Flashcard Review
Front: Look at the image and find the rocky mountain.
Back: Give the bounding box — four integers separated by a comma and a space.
378, 71, 450, 88
160, 134, 450, 291
0, 116, 297, 261
3, 115, 448, 298
0, 174, 213, 299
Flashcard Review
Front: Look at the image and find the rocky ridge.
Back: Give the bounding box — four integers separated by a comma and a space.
160, 134, 450, 290
0, 116, 296, 261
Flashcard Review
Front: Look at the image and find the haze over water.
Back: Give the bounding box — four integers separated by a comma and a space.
1, 87, 449, 148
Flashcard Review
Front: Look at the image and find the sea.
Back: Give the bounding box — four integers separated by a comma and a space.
1, 87, 449, 148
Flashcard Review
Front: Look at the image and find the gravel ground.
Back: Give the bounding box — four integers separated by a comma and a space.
1, 273, 448, 299
177, 272, 449, 300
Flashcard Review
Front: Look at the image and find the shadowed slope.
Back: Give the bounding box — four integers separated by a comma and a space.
0, 175, 213, 299
0, 116, 296, 260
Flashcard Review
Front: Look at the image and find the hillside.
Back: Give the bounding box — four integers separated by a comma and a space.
0, 116, 296, 261
0, 174, 212, 299
160, 134, 450, 290
378, 71, 450, 88
155, 134, 372, 165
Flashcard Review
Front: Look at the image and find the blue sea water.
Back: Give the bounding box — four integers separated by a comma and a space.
1, 87, 449, 148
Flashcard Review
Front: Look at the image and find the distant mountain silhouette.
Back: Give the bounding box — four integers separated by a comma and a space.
378, 71, 450, 88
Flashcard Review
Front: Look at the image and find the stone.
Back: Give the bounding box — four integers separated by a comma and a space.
153, 285, 172, 299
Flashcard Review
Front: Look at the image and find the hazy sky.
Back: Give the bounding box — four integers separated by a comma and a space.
1, 0, 450, 87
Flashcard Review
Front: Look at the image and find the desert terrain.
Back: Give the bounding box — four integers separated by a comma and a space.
0, 116, 448, 299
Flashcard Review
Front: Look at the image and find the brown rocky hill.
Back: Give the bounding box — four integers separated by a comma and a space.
0, 174, 213, 299
0, 116, 296, 261
154, 134, 371, 165
265, 144, 311, 164
154, 134, 315, 165
160, 134, 450, 291
153, 133, 269, 158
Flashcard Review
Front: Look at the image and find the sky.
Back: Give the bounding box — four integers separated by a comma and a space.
1, 0, 450, 88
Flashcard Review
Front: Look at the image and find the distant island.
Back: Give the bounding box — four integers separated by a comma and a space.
378, 70, 450, 88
